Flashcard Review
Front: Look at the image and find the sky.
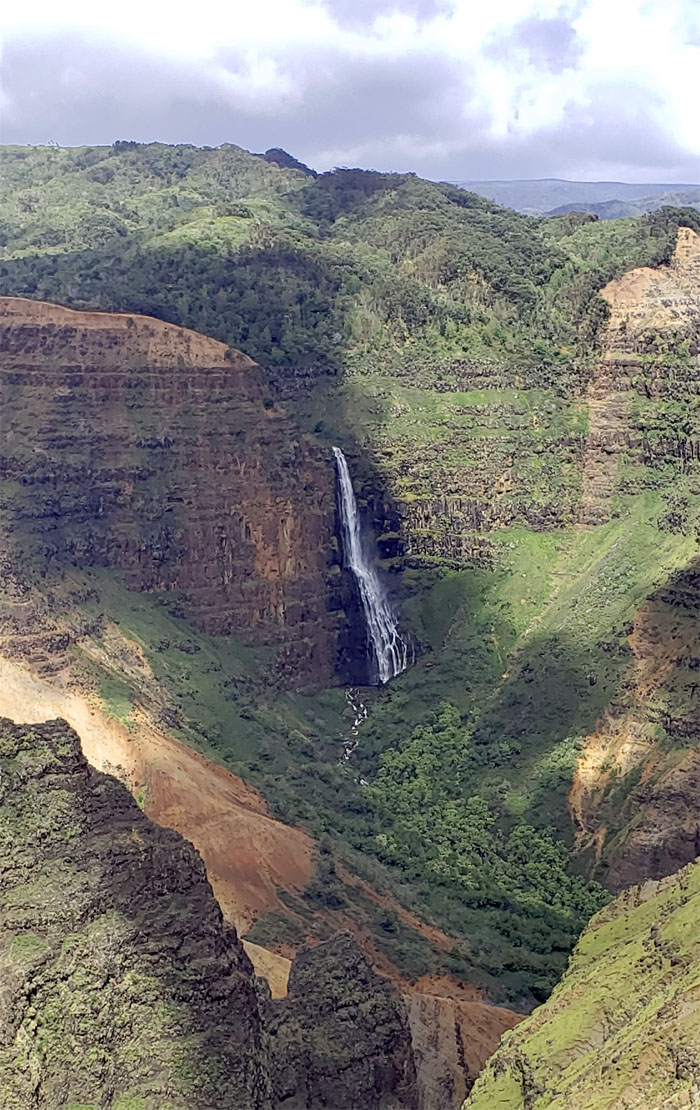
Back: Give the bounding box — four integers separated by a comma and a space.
0, 0, 698, 183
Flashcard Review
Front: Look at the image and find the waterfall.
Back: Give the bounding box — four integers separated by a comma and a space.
332, 447, 409, 685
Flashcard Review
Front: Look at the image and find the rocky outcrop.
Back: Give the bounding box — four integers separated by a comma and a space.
405, 990, 522, 1108
0, 297, 338, 685
571, 558, 700, 889
0, 717, 425, 1109
464, 858, 700, 1109
0, 716, 271, 1109
581, 226, 700, 524
264, 931, 419, 1109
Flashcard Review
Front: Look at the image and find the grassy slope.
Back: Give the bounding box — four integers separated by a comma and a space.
464, 858, 700, 1108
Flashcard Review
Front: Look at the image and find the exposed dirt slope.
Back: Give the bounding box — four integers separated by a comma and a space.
0, 651, 455, 967
0, 654, 314, 933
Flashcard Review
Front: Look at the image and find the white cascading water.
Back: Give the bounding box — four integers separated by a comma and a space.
332, 447, 409, 684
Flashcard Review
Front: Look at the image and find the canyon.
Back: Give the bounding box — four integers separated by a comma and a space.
1, 141, 700, 1106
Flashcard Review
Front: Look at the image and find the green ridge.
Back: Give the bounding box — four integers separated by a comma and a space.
465, 859, 700, 1108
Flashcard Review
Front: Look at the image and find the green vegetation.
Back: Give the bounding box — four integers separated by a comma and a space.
99, 674, 138, 730
10, 932, 49, 963
61, 477, 696, 1004
465, 859, 700, 1108
0, 144, 696, 384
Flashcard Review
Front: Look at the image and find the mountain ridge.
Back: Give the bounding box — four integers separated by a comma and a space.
453, 178, 700, 216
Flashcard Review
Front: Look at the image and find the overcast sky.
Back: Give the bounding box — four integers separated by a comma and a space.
0, 0, 698, 182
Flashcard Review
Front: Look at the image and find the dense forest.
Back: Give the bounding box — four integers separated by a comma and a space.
0, 142, 696, 378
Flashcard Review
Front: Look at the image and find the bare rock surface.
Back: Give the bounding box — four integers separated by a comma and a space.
0, 296, 337, 684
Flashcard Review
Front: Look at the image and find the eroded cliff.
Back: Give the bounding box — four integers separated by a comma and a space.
0, 297, 337, 685
581, 225, 700, 525
0, 717, 429, 1110
0, 716, 271, 1109
570, 228, 700, 887
406, 986, 522, 1107
264, 931, 419, 1109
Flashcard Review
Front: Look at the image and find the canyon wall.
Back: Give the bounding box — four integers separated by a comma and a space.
0, 297, 339, 685
465, 858, 700, 1109
304, 227, 700, 567
581, 224, 700, 526
569, 227, 700, 887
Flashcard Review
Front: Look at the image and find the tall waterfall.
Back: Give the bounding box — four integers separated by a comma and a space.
333, 447, 409, 685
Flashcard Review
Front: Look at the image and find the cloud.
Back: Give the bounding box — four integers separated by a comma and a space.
320, 0, 450, 31
485, 15, 584, 74
0, 0, 698, 182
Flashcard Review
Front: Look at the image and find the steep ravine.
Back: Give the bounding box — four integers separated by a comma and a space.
2, 214, 700, 1100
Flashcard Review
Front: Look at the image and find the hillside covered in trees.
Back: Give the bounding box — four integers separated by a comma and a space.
0, 142, 696, 377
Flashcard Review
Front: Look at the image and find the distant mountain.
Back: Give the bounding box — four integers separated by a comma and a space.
454, 178, 700, 216
546, 189, 700, 220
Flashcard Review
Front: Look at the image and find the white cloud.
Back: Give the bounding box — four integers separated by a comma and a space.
0, 0, 698, 179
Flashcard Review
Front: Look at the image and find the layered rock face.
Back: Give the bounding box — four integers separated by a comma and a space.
569, 229, 700, 887
320, 227, 699, 565
264, 931, 419, 1110
0, 716, 271, 1109
464, 859, 700, 1109
405, 990, 522, 1108
0, 297, 337, 684
581, 225, 700, 525
572, 559, 700, 888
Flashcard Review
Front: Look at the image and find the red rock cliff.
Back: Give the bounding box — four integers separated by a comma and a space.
0, 297, 337, 684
